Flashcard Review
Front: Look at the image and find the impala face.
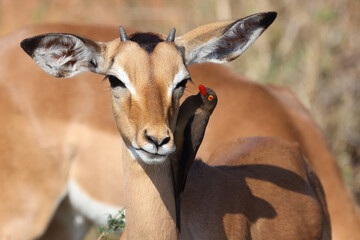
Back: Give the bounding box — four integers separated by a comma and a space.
108, 33, 190, 164
20, 12, 277, 164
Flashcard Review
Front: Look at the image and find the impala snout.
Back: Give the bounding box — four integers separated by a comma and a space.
144, 129, 171, 149
134, 126, 175, 164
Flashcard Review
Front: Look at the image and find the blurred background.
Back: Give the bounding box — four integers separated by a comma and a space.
1, 0, 359, 212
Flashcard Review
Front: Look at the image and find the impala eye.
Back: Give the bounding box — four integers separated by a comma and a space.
107, 75, 126, 88
175, 78, 190, 89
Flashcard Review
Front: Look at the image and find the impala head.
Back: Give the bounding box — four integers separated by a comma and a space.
21, 12, 277, 164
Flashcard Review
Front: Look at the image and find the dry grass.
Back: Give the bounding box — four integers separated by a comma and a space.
1, 0, 359, 236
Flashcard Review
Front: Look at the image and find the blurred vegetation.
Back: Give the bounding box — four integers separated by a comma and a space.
1, 0, 359, 214
97, 210, 125, 240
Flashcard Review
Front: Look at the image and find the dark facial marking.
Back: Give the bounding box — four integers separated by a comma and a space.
129, 33, 164, 54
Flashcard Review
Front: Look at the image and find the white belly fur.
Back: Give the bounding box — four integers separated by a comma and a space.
68, 179, 124, 226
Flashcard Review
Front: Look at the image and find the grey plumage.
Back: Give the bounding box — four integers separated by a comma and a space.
172, 86, 217, 231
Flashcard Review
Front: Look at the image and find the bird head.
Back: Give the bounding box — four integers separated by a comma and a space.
198, 85, 218, 112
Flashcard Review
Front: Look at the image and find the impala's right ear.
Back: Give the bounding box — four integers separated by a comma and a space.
20, 33, 107, 78
175, 12, 277, 65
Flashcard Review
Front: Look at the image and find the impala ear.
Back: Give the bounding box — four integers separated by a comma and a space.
175, 12, 277, 65
20, 33, 106, 78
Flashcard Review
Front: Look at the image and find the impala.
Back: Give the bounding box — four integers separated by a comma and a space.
1, 12, 357, 240
171, 86, 330, 239
19, 11, 331, 239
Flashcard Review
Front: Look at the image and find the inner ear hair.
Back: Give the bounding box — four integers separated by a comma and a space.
21, 33, 104, 78
175, 11, 277, 65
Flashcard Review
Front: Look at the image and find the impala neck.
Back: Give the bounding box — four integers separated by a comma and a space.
121, 141, 178, 240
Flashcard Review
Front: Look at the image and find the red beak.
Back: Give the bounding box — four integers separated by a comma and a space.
198, 85, 206, 96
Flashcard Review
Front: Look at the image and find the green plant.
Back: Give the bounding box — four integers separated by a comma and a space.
97, 209, 126, 240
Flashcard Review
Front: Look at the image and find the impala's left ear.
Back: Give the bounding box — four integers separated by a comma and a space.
175, 12, 277, 65
21, 33, 106, 78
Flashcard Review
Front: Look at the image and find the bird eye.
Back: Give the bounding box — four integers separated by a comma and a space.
107, 75, 126, 88
208, 95, 214, 101
175, 78, 190, 89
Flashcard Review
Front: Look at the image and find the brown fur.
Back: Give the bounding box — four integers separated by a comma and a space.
98, 18, 330, 239
121, 147, 178, 239
109, 40, 184, 150
1, 22, 358, 239
181, 137, 330, 240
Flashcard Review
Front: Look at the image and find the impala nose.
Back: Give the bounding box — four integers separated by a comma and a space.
144, 129, 171, 148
